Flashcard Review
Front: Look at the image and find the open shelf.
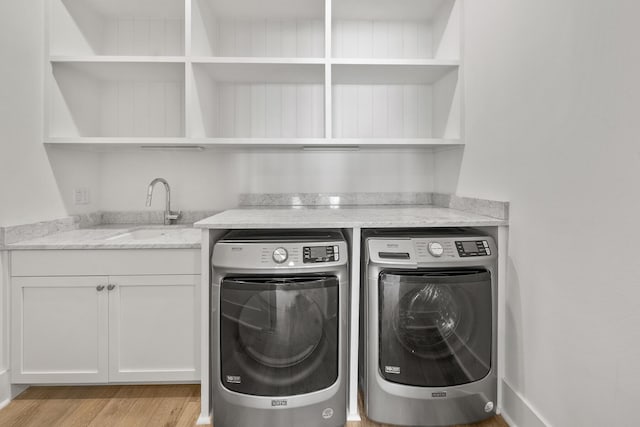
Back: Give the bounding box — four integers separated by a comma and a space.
49, 61, 185, 138
191, 62, 325, 138
332, 63, 460, 139
192, 0, 324, 58
44, 137, 463, 150
49, 0, 185, 56
45, 0, 463, 149
50, 56, 185, 63
332, 0, 459, 60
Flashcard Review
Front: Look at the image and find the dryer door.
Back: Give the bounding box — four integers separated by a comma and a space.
220, 275, 339, 396
379, 268, 492, 387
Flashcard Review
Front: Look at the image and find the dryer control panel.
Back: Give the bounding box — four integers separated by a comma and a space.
367, 235, 496, 265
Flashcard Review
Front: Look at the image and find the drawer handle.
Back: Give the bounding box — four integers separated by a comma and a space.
107, 284, 116, 291
96, 285, 105, 291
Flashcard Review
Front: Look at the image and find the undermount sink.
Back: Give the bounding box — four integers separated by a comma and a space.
106, 228, 172, 241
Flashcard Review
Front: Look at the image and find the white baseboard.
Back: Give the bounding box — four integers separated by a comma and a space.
347, 413, 361, 422
501, 380, 551, 427
196, 414, 211, 425
0, 370, 10, 410
0, 369, 29, 411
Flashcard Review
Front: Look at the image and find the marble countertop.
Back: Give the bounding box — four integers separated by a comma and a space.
194, 205, 508, 229
5, 225, 201, 250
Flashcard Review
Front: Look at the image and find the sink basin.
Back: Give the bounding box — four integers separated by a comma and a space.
106, 228, 172, 241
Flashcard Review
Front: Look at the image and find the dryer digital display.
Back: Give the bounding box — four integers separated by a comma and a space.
455, 240, 491, 257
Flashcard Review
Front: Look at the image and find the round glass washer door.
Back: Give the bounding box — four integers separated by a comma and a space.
393, 283, 473, 359
238, 289, 324, 368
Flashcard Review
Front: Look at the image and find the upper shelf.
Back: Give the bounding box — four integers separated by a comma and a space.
332, 0, 459, 60
332, 61, 459, 84
192, 0, 324, 58
49, 0, 185, 56
44, 137, 463, 150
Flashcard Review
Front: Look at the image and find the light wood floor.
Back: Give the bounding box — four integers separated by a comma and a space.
0, 385, 508, 427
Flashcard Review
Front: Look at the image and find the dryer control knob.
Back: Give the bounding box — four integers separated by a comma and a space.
428, 242, 444, 257
272, 247, 288, 264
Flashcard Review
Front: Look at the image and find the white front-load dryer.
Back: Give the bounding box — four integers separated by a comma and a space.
361, 228, 498, 426
211, 230, 349, 427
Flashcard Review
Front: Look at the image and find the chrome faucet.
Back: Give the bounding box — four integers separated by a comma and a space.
145, 178, 181, 225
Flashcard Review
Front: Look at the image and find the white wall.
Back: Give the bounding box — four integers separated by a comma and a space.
0, 1, 66, 227
438, 1, 640, 426
46, 148, 101, 215
0, 254, 7, 405
98, 149, 435, 211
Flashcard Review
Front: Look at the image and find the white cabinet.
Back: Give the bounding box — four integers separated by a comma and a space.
45, 0, 462, 149
10, 250, 200, 384
108, 275, 199, 382
11, 276, 109, 383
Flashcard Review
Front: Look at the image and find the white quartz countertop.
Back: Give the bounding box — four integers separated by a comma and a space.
194, 206, 508, 229
5, 225, 201, 250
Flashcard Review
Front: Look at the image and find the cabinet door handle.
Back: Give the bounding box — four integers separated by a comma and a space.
107, 284, 116, 291
96, 285, 105, 291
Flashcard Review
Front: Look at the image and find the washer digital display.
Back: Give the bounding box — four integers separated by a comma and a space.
303, 245, 338, 263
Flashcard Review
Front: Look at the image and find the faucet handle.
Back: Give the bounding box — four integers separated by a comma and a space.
166, 210, 182, 222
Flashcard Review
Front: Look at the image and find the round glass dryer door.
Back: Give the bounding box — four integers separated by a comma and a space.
379, 269, 492, 387
220, 276, 339, 396
393, 282, 473, 359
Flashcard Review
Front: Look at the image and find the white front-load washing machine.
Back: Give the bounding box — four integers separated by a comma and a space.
361, 228, 497, 426
211, 230, 349, 427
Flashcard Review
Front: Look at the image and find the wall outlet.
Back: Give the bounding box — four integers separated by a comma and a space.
73, 188, 90, 205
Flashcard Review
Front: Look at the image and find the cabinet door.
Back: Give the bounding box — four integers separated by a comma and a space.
11, 276, 109, 383
108, 275, 200, 382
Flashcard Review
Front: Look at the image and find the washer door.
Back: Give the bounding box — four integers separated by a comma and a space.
220, 276, 339, 396
378, 268, 492, 387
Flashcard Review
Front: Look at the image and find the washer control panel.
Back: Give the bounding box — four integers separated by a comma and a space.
212, 240, 348, 269
303, 245, 339, 263
368, 235, 495, 265
455, 240, 492, 257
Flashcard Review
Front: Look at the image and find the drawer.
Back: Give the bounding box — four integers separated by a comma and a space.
11, 249, 201, 277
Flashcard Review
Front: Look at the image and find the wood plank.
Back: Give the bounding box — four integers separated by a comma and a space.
47, 386, 123, 427
87, 385, 163, 427
0, 385, 507, 427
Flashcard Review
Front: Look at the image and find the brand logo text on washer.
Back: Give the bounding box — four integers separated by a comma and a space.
272, 400, 287, 406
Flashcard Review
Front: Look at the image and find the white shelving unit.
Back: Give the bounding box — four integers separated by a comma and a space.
45, 0, 462, 149
191, 61, 325, 138
48, 59, 185, 138
332, 61, 459, 139
49, 0, 185, 56
332, 0, 460, 59
191, 0, 324, 58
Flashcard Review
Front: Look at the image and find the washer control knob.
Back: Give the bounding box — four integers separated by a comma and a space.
428, 242, 444, 257
272, 247, 288, 264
